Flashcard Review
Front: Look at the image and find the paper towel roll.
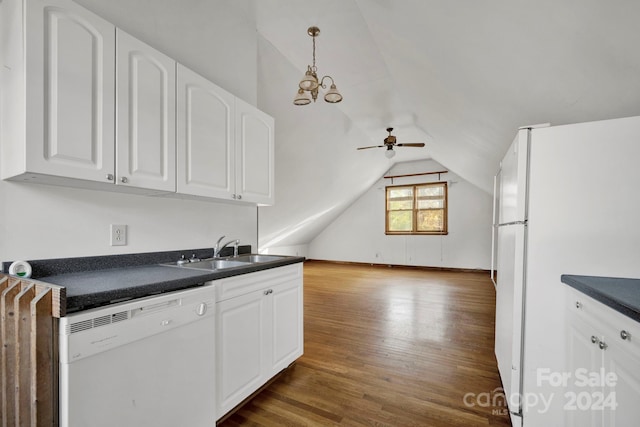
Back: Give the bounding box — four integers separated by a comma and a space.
8, 260, 32, 278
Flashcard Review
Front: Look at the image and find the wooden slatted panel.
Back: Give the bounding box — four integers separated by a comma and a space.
15, 284, 36, 426
1, 280, 23, 426
0, 276, 8, 424
0, 273, 62, 427
31, 288, 56, 426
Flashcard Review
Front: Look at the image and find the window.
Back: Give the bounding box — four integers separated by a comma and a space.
385, 182, 448, 235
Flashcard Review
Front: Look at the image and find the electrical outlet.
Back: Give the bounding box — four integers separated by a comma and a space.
110, 224, 127, 246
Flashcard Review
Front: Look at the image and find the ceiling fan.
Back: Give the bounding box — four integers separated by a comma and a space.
357, 127, 425, 158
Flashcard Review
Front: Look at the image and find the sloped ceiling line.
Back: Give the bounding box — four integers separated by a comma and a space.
256, 0, 640, 250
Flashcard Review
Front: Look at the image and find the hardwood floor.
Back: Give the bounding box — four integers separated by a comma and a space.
219, 261, 511, 426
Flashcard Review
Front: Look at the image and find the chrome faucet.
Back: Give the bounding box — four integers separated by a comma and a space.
213, 236, 239, 258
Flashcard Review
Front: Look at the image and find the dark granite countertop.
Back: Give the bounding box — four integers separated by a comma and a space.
561, 275, 640, 323
3, 247, 304, 314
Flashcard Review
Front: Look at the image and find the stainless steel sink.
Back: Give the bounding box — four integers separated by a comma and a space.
163, 259, 249, 270
234, 254, 286, 263
162, 254, 287, 271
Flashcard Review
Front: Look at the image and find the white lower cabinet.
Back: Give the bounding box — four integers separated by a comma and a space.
215, 264, 303, 418
565, 287, 640, 426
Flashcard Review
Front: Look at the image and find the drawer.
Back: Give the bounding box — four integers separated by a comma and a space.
215, 263, 302, 302
566, 286, 640, 354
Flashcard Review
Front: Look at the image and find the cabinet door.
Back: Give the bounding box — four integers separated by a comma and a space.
268, 279, 303, 375
25, 0, 115, 182
116, 29, 176, 191
234, 98, 274, 205
605, 341, 640, 426
177, 64, 235, 199
216, 290, 267, 417
565, 315, 604, 427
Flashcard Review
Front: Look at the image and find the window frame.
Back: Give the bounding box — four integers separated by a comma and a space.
385, 181, 448, 235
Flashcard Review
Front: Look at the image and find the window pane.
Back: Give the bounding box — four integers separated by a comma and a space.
417, 209, 444, 232
389, 188, 413, 199
417, 199, 443, 209
417, 186, 443, 197
388, 211, 413, 231
386, 182, 447, 234
389, 200, 413, 210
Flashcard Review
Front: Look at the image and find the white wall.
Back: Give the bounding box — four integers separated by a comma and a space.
308, 159, 493, 270
0, 183, 257, 263
74, 0, 258, 105
0, 0, 259, 264
261, 244, 309, 258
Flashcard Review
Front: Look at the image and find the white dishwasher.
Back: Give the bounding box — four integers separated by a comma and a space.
59, 284, 216, 427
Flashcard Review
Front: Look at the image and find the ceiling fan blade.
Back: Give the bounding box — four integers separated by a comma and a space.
357, 145, 385, 150
396, 143, 425, 147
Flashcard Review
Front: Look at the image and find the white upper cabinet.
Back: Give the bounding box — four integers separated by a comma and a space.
1, 0, 115, 183
176, 64, 235, 199
177, 65, 274, 205
235, 98, 274, 205
2, 0, 274, 203
116, 29, 176, 192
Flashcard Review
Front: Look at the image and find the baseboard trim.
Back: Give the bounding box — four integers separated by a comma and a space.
305, 259, 490, 274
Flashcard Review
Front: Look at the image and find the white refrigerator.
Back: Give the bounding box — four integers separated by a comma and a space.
493, 116, 640, 426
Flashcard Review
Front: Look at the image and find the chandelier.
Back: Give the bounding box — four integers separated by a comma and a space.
293, 26, 343, 105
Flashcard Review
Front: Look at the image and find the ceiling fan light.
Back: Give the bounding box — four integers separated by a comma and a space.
324, 84, 343, 103
299, 69, 319, 91
293, 88, 312, 106
385, 147, 396, 158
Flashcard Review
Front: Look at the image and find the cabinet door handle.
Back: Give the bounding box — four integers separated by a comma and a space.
264, 289, 273, 295
120, 176, 128, 184
620, 330, 631, 340
106, 174, 114, 181
599, 341, 608, 350
237, 194, 242, 200
575, 301, 582, 309
591, 335, 599, 344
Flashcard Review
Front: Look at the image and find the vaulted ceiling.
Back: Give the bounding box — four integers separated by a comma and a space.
65, 0, 640, 251
256, 0, 640, 250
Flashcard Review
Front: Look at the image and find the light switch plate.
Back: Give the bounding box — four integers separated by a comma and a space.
110, 224, 127, 246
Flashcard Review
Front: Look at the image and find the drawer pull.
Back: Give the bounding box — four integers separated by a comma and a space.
599, 341, 608, 350
591, 335, 599, 344
620, 330, 631, 340
575, 301, 582, 309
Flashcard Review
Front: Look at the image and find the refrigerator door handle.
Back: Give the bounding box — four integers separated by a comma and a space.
498, 221, 527, 227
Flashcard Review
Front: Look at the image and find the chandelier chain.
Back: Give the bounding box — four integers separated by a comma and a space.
312, 33, 317, 73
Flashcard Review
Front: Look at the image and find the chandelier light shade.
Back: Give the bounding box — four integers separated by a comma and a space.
293, 26, 343, 106
324, 83, 342, 103
293, 88, 312, 105
299, 69, 319, 91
